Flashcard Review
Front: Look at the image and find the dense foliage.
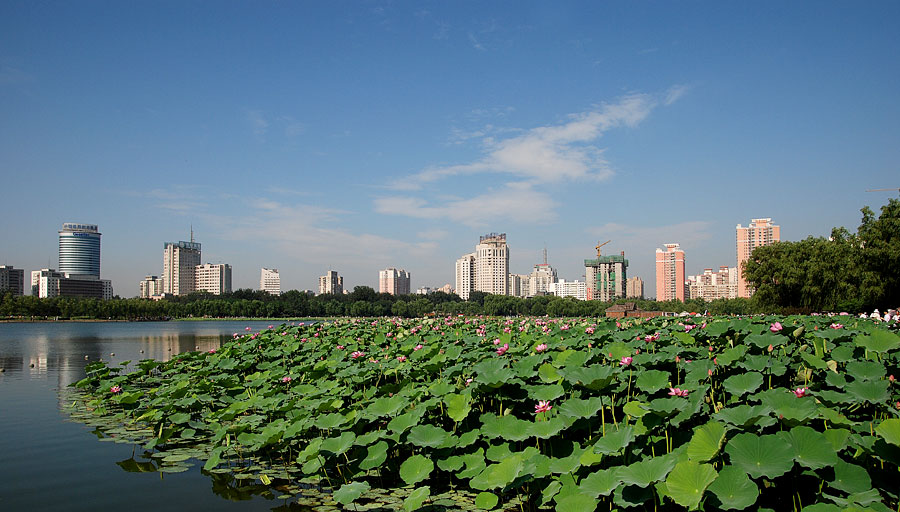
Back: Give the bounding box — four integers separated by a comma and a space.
745, 197, 900, 313
71, 315, 900, 510
1, 288, 764, 321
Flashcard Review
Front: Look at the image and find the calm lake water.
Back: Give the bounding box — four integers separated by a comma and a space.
0, 320, 308, 511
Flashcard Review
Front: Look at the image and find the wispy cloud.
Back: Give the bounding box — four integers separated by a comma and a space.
245, 109, 269, 138
146, 186, 207, 213
375, 182, 557, 228
664, 84, 691, 106
587, 220, 714, 255
393, 93, 657, 190
468, 32, 485, 51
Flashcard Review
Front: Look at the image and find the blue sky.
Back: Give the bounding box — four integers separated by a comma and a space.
1, 1, 898, 297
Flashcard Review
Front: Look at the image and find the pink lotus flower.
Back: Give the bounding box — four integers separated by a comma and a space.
466, 378, 474, 386
668, 387, 689, 397
770, 322, 783, 332
493, 338, 501, 345
684, 324, 696, 332
830, 323, 843, 329
792, 387, 808, 398
337, 345, 345, 350
282, 376, 292, 383
414, 344, 424, 351
245, 326, 251, 331
351, 351, 365, 359
620, 356, 633, 366
496, 343, 509, 355
396, 355, 407, 362
535, 343, 548, 353
585, 327, 595, 334
208, 349, 216, 354
268, 325, 273, 329
534, 400, 553, 414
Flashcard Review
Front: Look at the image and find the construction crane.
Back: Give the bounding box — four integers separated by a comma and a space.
866, 188, 900, 192
595, 240, 611, 258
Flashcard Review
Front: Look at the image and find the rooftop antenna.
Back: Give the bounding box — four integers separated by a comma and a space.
190, 225, 194, 243
543, 245, 548, 265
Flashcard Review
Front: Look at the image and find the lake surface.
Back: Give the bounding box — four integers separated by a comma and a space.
0, 320, 309, 511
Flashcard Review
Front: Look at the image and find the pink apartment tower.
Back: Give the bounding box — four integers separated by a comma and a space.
655, 243, 685, 302
736, 218, 780, 298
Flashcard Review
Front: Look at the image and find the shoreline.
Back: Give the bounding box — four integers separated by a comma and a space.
0, 317, 325, 324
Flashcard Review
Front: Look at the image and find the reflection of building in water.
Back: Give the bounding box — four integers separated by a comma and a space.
137, 332, 224, 361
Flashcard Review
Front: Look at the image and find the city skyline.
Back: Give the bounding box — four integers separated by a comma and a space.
1, 3, 897, 295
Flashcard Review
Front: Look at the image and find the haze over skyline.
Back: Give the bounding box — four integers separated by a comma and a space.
1, 2, 898, 296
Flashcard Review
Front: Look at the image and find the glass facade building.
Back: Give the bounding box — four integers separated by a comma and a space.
58, 223, 101, 277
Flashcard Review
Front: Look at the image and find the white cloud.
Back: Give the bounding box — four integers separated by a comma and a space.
664, 84, 690, 106
375, 182, 557, 228
393, 93, 657, 190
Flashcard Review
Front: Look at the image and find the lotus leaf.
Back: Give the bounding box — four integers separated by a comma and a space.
687, 421, 726, 462
399, 454, 433, 486
725, 433, 794, 479
618, 454, 677, 488
444, 393, 472, 423
359, 441, 388, 471
707, 465, 758, 510
474, 491, 499, 510
333, 481, 370, 505
402, 486, 430, 512
580, 467, 622, 498
320, 431, 355, 455
665, 461, 718, 510
845, 379, 889, 404
723, 372, 763, 398
777, 425, 840, 469
407, 424, 451, 448
845, 360, 885, 381
593, 425, 634, 455
558, 396, 603, 420
854, 330, 900, 353
555, 491, 599, 511
635, 369, 670, 393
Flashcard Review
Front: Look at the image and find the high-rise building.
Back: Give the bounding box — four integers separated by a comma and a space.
474, 233, 509, 296
163, 237, 201, 296
318, 270, 343, 295
626, 276, 644, 299
58, 223, 101, 277
260, 268, 281, 296
585, 243, 628, 302
687, 266, 738, 301
508, 273, 530, 298
379, 268, 410, 295
656, 243, 686, 302
0, 265, 25, 296
196, 263, 232, 295
139, 275, 162, 299
455, 253, 475, 300
528, 264, 558, 297
736, 218, 780, 298
549, 279, 587, 301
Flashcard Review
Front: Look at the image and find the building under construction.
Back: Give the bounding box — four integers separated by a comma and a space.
585, 240, 628, 302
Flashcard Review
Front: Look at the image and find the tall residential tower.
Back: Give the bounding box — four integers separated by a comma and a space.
379, 268, 410, 295
736, 218, 780, 298
260, 268, 281, 295
163, 234, 201, 296
655, 243, 686, 302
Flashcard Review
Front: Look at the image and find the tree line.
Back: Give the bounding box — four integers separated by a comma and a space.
0, 286, 762, 321
744, 196, 899, 313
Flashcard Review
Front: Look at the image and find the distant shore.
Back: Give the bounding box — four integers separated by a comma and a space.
0, 317, 325, 324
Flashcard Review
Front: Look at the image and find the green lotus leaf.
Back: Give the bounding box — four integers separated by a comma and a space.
830, 344, 856, 362
854, 330, 900, 353
635, 370, 670, 393
169, 412, 191, 424
538, 363, 561, 383
830, 460, 872, 494
554, 491, 599, 511
473, 359, 515, 386
580, 467, 622, 498
875, 418, 900, 447
558, 397, 603, 419
845, 379, 889, 404
707, 465, 758, 510
549, 444, 584, 474
524, 383, 565, 402
364, 395, 408, 418
399, 454, 434, 486
403, 486, 430, 512
723, 372, 763, 398
845, 360, 885, 381
445, 393, 472, 423
474, 491, 499, 510
457, 428, 480, 448
358, 440, 388, 471
754, 389, 818, 421
622, 400, 650, 418
687, 421, 726, 462
437, 454, 464, 472
717, 345, 748, 366
529, 416, 567, 438
388, 408, 426, 433
407, 424, 451, 448
665, 461, 718, 510
593, 425, 634, 455
822, 428, 851, 452
320, 431, 355, 455
776, 426, 840, 469
483, 454, 525, 489
744, 332, 784, 349
480, 414, 533, 441
457, 450, 487, 479
725, 433, 794, 479
313, 412, 347, 430
564, 364, 615, 390
618, 454, 677, 488
333, 481, 370, 505
800, 352, 828, 370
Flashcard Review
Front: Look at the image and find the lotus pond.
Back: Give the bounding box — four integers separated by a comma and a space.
69, 315, 900, 511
